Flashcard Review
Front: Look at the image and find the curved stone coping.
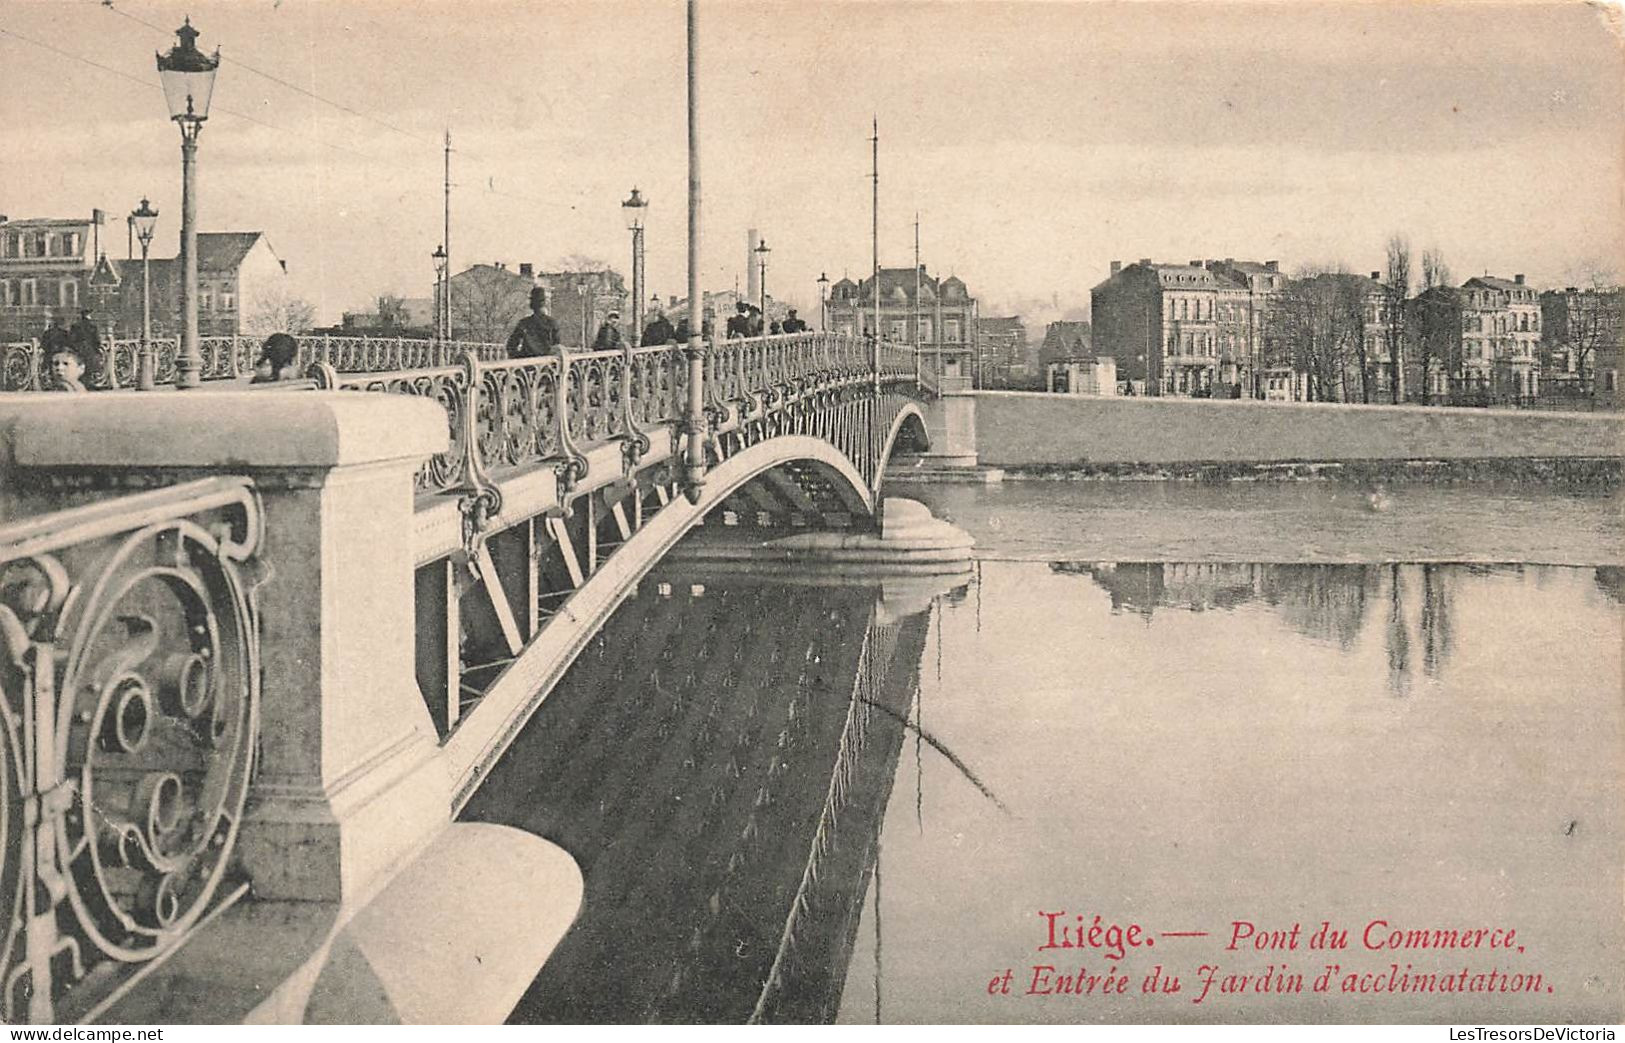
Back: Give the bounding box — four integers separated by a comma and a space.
1, 391, 448, 470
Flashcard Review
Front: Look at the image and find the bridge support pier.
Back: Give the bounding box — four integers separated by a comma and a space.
917, 391, 980, 468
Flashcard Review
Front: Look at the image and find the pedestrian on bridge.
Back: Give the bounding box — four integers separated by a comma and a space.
642, 309, 675, 346
251, 333, 302, 383
726, 301, 750, 339
507, 287, 561, 359
70, 309, 104, 387
781, 308, 806, 333
593, 311, 625, 351
46, 343, 87, 393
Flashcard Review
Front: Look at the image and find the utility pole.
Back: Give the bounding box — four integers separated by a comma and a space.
681, 0, 707, 504
443, 128, 452, 340
871, 116, 880, 390
914, 213, 921, 382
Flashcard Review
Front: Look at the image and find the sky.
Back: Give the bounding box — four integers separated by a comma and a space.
1, 0, 1621, 327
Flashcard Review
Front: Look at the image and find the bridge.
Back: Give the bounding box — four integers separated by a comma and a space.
0, 329, 968, 1023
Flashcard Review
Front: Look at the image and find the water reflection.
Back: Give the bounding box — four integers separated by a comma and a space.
1062, 562, 1470, 693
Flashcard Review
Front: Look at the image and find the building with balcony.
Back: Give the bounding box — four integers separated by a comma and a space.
827, 266, 975, 389
1412, 275, 1541, 401
1091, 258, 1283, 397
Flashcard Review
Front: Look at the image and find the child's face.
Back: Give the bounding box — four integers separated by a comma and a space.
50, 352, 83, 384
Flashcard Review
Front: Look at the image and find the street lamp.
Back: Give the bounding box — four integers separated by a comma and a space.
431, 244, 448, 342
754, 238, 770, 331
156, 17, 219, 390
817, 271, 830, 331
622, 187, 648, 346
130, 198, 160, 390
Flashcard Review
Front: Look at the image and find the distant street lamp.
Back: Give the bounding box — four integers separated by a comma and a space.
156, 17, 219, 390
431, 244, 448, 341
754, 238, 770, 331
622, 187, 648, 346
130, 198, 160, 390
817, 271, 830, 331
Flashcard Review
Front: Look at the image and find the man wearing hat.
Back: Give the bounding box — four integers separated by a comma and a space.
506, 286, 560, 359
592, 310, 625, 352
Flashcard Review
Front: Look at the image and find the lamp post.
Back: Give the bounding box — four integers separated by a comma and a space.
817, 271, 830, 332
431, 244, 448, 343
754, 238, 770, 331
156, 17, 219, 390
622, 187, 648, 346
131, 198, 159, 390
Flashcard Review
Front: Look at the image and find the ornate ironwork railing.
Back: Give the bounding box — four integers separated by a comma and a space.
1, 336, 505, 392
0, 477, 264, 1023
310, 332, 917, 500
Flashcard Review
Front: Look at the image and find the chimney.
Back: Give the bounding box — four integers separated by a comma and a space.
1224, 257, 1234, 264
1371, 271, 1381, 282
519, 262, 533, 278
1514, 273, 1525, 285
1109, 261, 1121, 275
1188, 260, 1202, 268
1265, 260, 1279, 272
1138, 258, 1151, 266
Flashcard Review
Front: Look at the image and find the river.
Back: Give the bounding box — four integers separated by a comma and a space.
464, 479, 1623, 1024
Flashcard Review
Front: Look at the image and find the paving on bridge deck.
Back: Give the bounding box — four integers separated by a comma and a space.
460, 577, 930, 1023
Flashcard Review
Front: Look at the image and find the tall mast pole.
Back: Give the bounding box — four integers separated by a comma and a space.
681, 0, 707, 504
914, 212, 922, 387
871, 116, 880, 390
443, 128, 452, 340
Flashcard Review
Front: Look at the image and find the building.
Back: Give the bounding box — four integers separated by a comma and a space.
975, 315, 1026, 387
1, 216, 290, 342
1540, 285, 1623, 404
1091, 258, 1283, 397
0, 214, 102, 341
448, 262, 628, 348
1292, 270, 1396, 403
1046, 356, 1118, 395
1038, 320, 1091, 369
827, 266, 975, 389
1411, 275, 1541, 401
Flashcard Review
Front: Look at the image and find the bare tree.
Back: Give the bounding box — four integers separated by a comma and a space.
1555, 263, 1621, 394
376, 293, 408, 329
1384, 236, 1411, 403
1414, 247, 1455, 405
450, 267, 527, 345
245, 287, 317, 336
1268, 268, 1364, 401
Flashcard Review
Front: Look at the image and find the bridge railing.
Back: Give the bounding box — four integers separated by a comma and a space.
309, 331, 921, 499
1, 335, 505, 391
0, 477, 264, 1023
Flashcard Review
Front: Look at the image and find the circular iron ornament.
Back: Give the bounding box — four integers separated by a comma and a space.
52, 516, 258, 963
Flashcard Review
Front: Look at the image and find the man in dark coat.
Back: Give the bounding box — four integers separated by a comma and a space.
725, 302, 750, 339
641, 309, 675, 346
592, 311, 625, 351
747, 305, 764, 337
507, 287, 560, 358
781, 308, 805, 334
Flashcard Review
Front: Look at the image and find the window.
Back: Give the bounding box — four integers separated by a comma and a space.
1, 234, 14, 258
221, 290, 236, 312
919, 318, 932, 341
32, 232, 46, 257
1606, 370, 1616, 393
944, 319, 961, 343
199, 288, 214, 311
60, 280, 77, 307
20, 279, 36, 306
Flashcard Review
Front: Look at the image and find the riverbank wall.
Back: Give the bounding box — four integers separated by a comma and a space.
960, 392, 1624, 474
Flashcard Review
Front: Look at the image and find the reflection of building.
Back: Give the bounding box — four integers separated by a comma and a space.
827, 267, 975, 390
